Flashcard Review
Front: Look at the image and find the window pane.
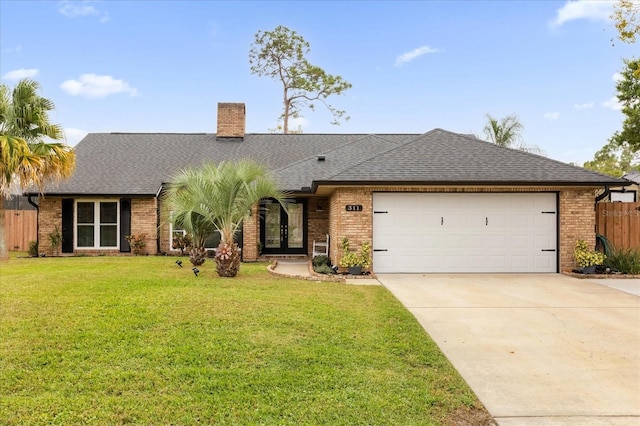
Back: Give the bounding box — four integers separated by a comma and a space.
100, 202, 118, 224
204, 231, 221, 249
77, 203, 94, 224
100, 225, 117, 247
77, 225, 94, 247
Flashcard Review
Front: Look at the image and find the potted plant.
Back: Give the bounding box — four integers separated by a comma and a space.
339, 237, 371, 275
574, 239, 605, 274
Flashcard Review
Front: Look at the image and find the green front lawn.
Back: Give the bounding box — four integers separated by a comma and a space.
0, 255, 491, 425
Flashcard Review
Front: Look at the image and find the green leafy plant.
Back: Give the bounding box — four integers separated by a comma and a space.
604, 247, 640, 274
48, 226, 62, 256
313, 264, 335, 275
27, 241, 38, 257
126, 233, 147, 256
574, 239, 606, 267
312, 254, 334, 275
339, 238, 371, 268
312, 254, 330, 268
172, 233, 192, 255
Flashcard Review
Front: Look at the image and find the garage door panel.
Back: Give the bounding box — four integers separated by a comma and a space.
373, 193, 557, 273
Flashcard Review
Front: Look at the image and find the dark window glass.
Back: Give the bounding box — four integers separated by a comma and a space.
100, 202, 118, 224
77, 203, 94, 224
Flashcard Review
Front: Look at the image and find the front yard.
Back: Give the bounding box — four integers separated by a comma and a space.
0, 255, 492, 425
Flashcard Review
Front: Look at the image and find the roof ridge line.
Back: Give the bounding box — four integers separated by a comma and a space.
271, 133, 402, 174
321, 129, 440, 180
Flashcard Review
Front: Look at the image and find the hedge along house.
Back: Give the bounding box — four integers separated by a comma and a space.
30, 103, 627, 273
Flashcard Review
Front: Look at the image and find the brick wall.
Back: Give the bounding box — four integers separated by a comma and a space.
559, 189, 596, 271
243, 204, 260, 260
217, 103, 245, 138
38, 196, 62, 256
307, 197, 330, 256
131, 198, 158, 255
329, 189, 373, 269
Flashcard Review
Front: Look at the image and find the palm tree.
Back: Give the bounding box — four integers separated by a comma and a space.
0, 79, 76, 259
164, 160, 287, 277
482, 113, 545, 155
483, 114, 524, 147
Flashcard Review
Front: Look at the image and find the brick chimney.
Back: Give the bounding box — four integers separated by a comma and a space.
216, 103, 245, 140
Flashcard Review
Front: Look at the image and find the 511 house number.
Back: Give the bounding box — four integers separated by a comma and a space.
345, 205, 363, 212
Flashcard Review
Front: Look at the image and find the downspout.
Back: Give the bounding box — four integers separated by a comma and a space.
595, 186, 610, 203
27, 195, 39, 249
156, 185, 163, 254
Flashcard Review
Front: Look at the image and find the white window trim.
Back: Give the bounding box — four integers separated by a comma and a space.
610, 190, 637, 202
168, 218, 220, 252
74, 199, 120, 250
169, 223, 187, 252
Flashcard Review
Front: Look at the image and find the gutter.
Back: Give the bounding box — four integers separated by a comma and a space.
27, 195, 39, 249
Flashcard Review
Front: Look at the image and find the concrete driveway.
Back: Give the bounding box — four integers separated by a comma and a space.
377, 274, 640, 425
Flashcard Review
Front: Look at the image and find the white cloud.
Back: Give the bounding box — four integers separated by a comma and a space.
2, 68, 39, 80
63, 128, 88, 146
544, 112, 560, 120
602, 96, 622, 110
7, 44, 23, 53
395, 46, 439, 67
550, 0, 612, 28
58, 0, 109, 22
574, 101, 595, 109
60, 74, 139, 98
612, 72, 623, 82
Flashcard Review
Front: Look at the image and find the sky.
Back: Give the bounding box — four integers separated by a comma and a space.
0, 0, 637, 165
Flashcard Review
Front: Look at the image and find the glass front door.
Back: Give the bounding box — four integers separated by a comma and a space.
261, 199, 307, 255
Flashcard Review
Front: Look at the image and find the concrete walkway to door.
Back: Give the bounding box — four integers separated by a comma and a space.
378, 274, 640, 426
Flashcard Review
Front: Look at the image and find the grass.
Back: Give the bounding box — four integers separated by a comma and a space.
0, 254, 490, 425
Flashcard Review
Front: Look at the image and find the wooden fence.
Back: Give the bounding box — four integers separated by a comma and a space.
596, 202, 640, 251
4, 210, 37, 252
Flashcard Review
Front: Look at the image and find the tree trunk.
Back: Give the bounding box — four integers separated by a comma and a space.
188, 246, 207, 266
0, 198, 7, 260
283, 90, 289, 134
215, 242, 241, 277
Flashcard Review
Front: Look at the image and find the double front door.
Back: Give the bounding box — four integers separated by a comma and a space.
260, 199, 307, 255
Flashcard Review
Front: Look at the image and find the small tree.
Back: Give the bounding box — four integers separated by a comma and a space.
610, 59, 640, 152
164, 160, 287, 277
249, 25, 352, 134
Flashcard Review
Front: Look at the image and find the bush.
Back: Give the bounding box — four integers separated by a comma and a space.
604, 248, 640, 275
125, 233, 147, 256
574, 239, 605, 267
28, 241, 38, 257
313, 264, 335, 275
312, 255, 330, 268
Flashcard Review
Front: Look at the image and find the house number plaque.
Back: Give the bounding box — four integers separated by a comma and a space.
345, 204, 363, 212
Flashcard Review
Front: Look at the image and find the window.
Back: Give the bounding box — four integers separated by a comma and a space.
610, 190, 637, 202
169, 223, 221, 251
76, 200, 119, 249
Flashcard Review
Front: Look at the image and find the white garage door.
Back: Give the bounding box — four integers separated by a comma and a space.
373, 193, 557, 273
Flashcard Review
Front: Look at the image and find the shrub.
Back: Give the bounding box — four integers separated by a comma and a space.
48, 226, 62, 255
28, 241, 38, 257
172, 234, 192, 255
604, 248, 640, 275
574, 239, 605, 267
339, 238, 371, 268
312, 255, 330, 268
125, 233, 147, 256
313, 264, 335, 275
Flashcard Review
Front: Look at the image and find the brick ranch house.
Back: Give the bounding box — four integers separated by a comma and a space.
29, 103, 626, 273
